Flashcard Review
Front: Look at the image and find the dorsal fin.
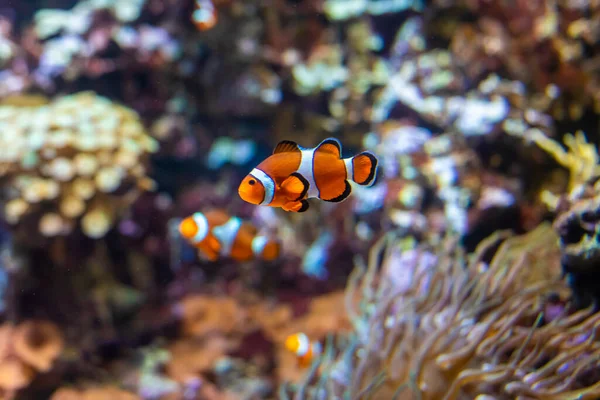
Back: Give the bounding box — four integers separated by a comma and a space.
274, 140, 301, 154
314, 138, 342, 158
281, 172, 309, 201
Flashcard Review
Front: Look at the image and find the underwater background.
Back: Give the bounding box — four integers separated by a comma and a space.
0, 0, 599, 399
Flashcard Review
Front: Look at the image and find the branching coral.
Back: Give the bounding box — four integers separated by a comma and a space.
438, 0, 600, 120
291, 19, 389, 128
374, 27, 554, 140
509, 129, 599, 196
507, 128, 600, 306
280, 223, 600, 399
32, 0, 180, 81
0, 92, 158, 241
364, 126, 520, 238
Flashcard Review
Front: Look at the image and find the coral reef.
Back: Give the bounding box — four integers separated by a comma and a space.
0, 0, 598, 398
509, 128, 600, 308
51, 386, 140, 400
0, 320, 63, 398
0, 92, 157, 241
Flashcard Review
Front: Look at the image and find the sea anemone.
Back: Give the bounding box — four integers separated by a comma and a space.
280, 223, 600, 399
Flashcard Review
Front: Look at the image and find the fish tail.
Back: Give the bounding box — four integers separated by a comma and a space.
350, 151, 378, 186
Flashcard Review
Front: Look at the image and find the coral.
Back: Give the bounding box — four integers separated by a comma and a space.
12, 320, 64, 372
166, 295, 249, 384
166, 335, 234, 383
173, 295, 249, 338
364, 125, 521, 239
508, 128, 600, 307
51, 386, 140, 400
510, 129, 599, 195
280, 224, 600, 399
323, 0, 423, 21
0, 92, 158, 241
0, 0, 598, 398
0, 320, 63, 397
439, 0, 600, 120
289, 19, 390, 131
553, 180, 600, 308
271, 292, 353, 385
248, 302, 293, 343
32, 0, 179, 81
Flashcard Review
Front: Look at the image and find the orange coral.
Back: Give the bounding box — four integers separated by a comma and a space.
166, 336, 235, 383
257, 292, 353, 384
174, 295, 249, 338
13, 320, 64, 372
0, 320, 63, 397
169, 291, 354, 387
167, 296, 250, 384
51, 386, 140, 400
247, 302, 293, 342
0, 358, 35, 392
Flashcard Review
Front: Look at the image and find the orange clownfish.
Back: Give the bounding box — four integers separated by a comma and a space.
192, 0, 217, 31
238, 138, 378, 212
178, 209, 280, 262
284, 332, 322, 368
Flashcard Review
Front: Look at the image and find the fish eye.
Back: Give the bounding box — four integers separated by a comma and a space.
249, 179, 256, 186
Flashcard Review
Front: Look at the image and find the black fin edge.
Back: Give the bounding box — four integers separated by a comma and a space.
356, 152, 378, 186
316, 137, 342, 157
289, 172, 309, 201
297, 200, 310, 212
273, 140, 300, 154
323, 180, 352, 203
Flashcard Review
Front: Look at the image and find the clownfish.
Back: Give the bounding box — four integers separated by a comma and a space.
284, 332, 322, 368
178, 209, 280, 262
192, 0, 217, 31
238, 138, 378, 212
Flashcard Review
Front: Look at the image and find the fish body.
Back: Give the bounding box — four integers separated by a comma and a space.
238, 138, 378, 212
178, 210, 280, 262
284, 332, 322, 368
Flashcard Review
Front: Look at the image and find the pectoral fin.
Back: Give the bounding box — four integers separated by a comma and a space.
282, 200, 309, 213
281, 172, 309, 201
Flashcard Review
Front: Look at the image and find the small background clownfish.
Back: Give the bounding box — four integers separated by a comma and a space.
178, 209, 280, 262
238, 137, 378, 212
284, 332, 322, 368
192, 0, 217, 31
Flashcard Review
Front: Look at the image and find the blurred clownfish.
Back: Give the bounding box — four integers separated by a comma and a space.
238, 138, 378, 212
178, 209, 280, 262
284, 332, 322, 368
192, 0, 217, 31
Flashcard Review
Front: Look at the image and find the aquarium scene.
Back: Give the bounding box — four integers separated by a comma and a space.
0, 0, 600, 399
